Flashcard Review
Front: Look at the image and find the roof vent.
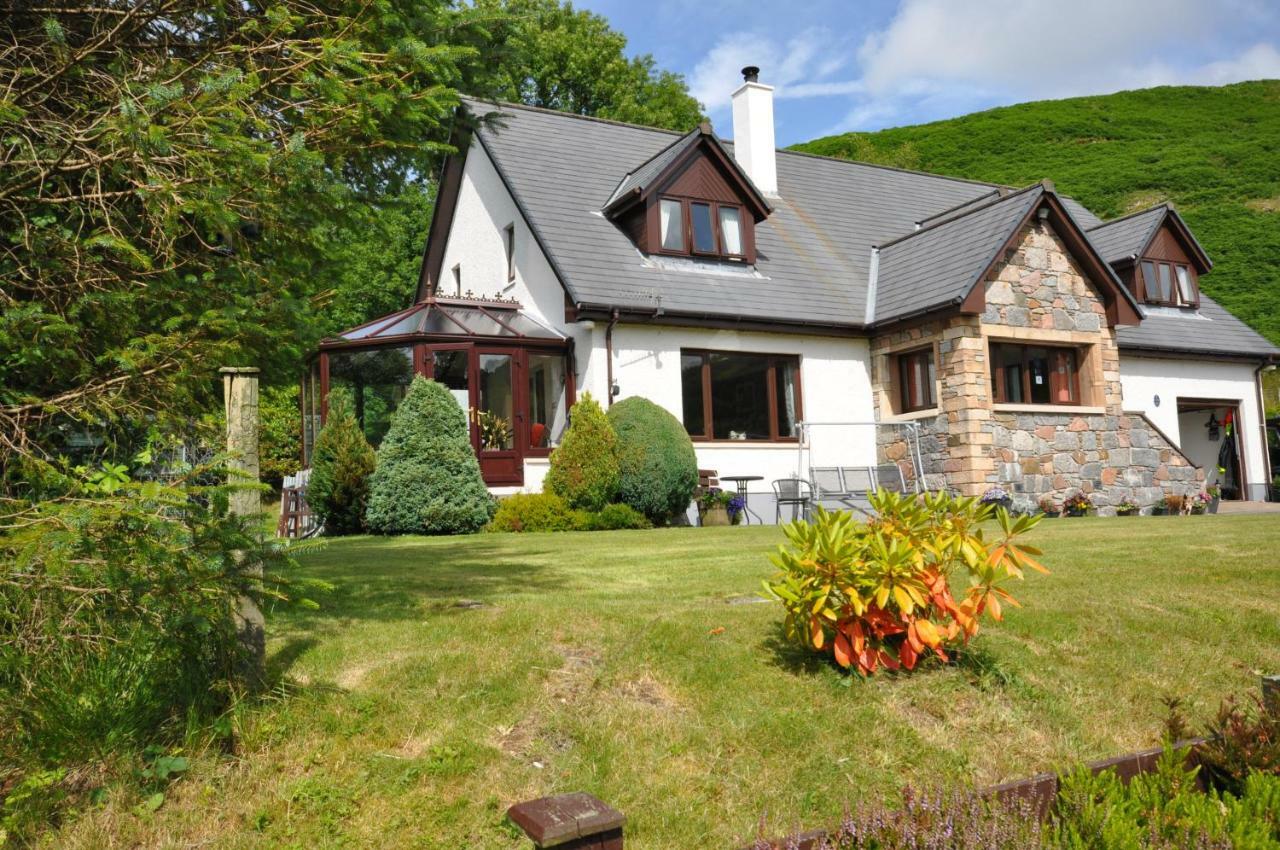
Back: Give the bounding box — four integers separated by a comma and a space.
731, 67, 778, 197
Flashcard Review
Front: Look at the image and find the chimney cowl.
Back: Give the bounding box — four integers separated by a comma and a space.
741, 65, 760, 83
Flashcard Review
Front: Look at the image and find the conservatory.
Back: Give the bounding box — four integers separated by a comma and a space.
303, 296, 574, 487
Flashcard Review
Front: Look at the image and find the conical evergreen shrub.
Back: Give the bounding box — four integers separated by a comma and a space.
365, 376, 491, 535
608, 396, 697, 524
307, 388, 376, 535
544, 392, 620, 512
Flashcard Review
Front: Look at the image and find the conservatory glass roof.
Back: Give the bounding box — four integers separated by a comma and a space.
328, 296, 565, 344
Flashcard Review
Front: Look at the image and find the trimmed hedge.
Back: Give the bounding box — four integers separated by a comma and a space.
486, 496, 652, 533
307, 388, 376, 535
607, 396, 697, 525
544, 392, 619, 512
487, 493, 584, 533
364, 377, 491, 535
582, 503, 652, 531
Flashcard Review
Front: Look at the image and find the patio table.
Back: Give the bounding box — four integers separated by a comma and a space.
720, 475, 764, 525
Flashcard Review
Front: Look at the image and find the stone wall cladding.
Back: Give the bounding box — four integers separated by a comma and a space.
988, 411, 1203, 515
872, 219, 1203, 513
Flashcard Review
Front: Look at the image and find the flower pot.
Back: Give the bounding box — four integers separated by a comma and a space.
1208, 496, 1220, 514
700, 505, 730, 527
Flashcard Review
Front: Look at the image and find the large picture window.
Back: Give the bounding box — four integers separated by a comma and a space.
990, 342, 1081, 406
680, 350, 802, 441
896, 347, 936, 413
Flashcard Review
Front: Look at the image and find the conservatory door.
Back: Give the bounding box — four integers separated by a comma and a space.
475, 349, 522, 485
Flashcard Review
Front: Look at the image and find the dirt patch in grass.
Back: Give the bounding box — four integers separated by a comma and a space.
1246, 196, 1280, 213
615, 671, 682, 711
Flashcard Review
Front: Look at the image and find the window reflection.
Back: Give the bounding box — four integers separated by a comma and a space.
327, 347, 414, 446
527, 353, 566, 448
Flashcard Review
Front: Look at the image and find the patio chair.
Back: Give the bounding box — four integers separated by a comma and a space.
873, 463, 907, 494
772, 478, 813, 523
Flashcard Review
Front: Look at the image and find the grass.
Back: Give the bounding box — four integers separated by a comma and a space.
45, 515, 1280, 849
791, 81, 1280, 347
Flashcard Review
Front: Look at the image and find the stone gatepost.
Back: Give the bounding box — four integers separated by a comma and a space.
220, 366, 266, 680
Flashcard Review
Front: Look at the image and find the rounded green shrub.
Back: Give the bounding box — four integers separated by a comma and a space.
364, 376, 491, 535
583, 503, 653, 531
544, 392, 619, 512
487, 492, 586, 533
307, 388, 376, 535
607, 396, 697, 525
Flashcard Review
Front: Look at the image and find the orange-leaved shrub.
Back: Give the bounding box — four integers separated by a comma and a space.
764, 490, 1047, 676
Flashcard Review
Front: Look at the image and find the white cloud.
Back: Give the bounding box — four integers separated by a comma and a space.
854, 0, 1280, 107
686, 0, 1280, 138
688, 28, 854, 113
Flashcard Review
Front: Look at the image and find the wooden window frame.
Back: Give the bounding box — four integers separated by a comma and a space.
990, 342, 1082, 406
503, 223, 516, 283
1138, 259, 1199, 308
896, 347, 936, 413
656, 197, 747, 261
680, 349, 803, 443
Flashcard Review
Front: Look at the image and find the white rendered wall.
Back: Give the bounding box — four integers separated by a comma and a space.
438, 139, 576, 336
606, 324, 875, 496
439, 140, 889, 498
1119, 355, 1269, 499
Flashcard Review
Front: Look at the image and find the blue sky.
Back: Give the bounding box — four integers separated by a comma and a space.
575, 0, 1280, 145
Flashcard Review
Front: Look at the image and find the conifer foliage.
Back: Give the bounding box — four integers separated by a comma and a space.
365, 377, 491, 535
307, 389, 376, 535
544, 393, 620, 512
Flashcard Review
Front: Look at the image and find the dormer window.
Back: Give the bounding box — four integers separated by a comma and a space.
603, 126, 770, 266
658, 197, 747, 260
1139, 260, 1198, 307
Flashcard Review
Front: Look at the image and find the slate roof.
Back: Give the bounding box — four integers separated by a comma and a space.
603, 127, 702, 209
1117, 296, 1278, 359
456, 98, 1277, 359
465, 98, 994, 328
875, 184, 1045, 324
1086, 206, 1167, 264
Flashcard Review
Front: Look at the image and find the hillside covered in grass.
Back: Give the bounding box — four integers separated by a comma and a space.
793, 81, 1280, 348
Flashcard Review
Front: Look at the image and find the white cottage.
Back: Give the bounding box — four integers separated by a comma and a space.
304, 69, 1278, 517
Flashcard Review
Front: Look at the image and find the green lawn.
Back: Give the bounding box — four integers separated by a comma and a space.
50, 515, 1280, 849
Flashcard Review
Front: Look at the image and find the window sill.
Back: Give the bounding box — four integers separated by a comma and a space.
992, 403, 1105, 415
883, 407, 942, 422
690, 440, 800, 448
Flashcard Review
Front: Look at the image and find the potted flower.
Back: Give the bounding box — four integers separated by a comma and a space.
1188, 491, 1212, 515
1038, 494, 1060, 518
1116, 499, 1139, 517
980, 486, 1013, 514
1206, 484, 1221, 514
697, 488, 740, 526
1063, 492, 1092, 517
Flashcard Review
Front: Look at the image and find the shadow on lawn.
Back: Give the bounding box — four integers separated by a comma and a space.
758, 630, 833, 678
287, 537, 574, 624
